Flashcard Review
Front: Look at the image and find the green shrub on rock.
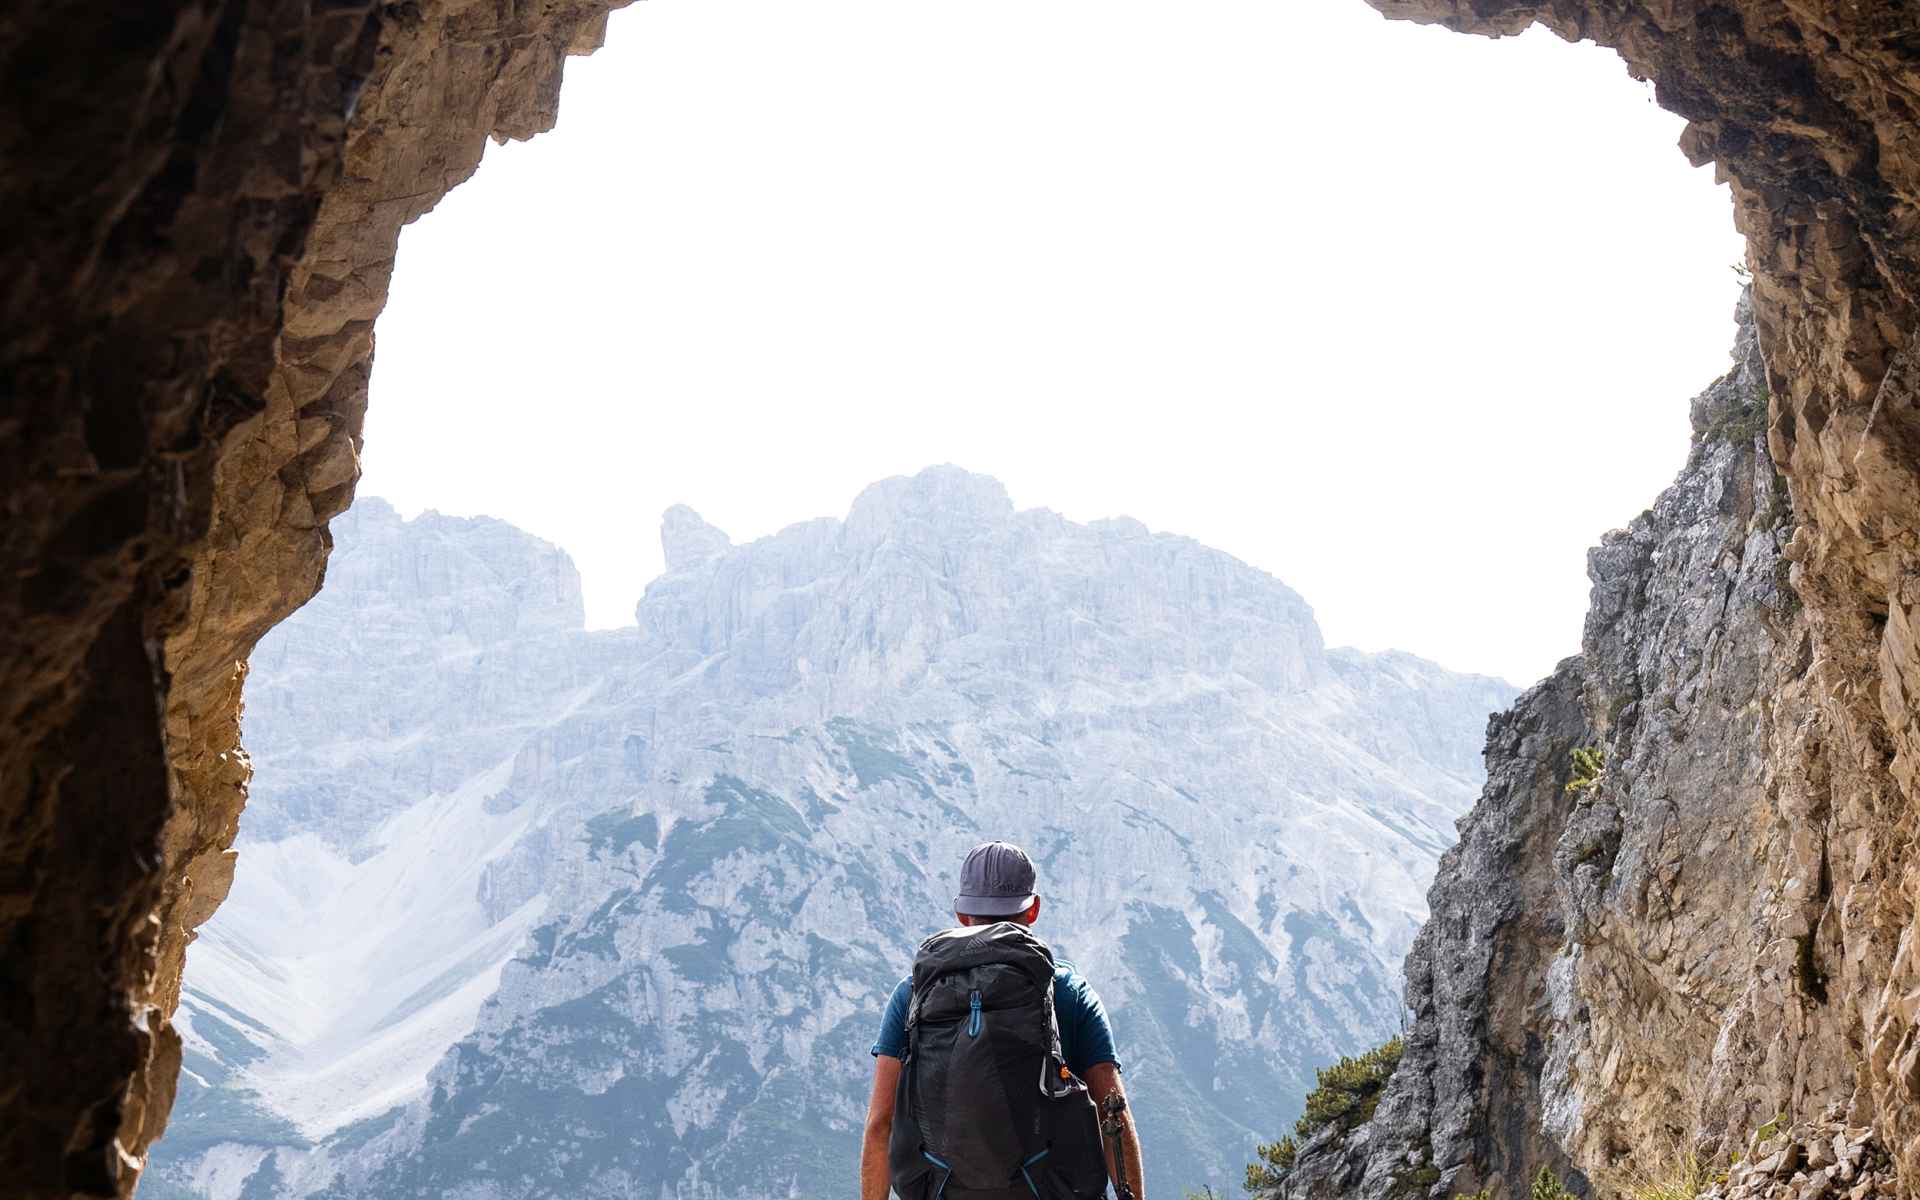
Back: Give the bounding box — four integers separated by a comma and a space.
1245, 1136, 1297, 1191
1243, 1035, 1406, 1193
1294, 1035, 1405, 1139
1565, 747, 1605, 795
1533, 1167, 1572, 1200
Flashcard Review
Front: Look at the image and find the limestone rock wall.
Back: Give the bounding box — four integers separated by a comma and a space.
1360, 1, 1920, 1177
1544, 301, 1843, 1182
0, 2, 624, 1197
0, 5, 383, 1196
1275, 661, 1591, 1200
1279, 298, 1839, 1200
157, 8, 629, 1195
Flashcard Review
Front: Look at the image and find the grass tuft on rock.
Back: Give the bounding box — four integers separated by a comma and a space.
1623, 1154, 1708, 1200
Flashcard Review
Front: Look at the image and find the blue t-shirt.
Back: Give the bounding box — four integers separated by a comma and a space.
870, 962, 1120, 1076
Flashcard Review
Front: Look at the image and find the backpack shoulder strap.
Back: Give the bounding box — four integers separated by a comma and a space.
901, 981, 920, 1059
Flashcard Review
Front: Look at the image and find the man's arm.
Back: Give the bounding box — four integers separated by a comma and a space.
860, 1054, 902, 1200
1084, 1062, 1145, 1200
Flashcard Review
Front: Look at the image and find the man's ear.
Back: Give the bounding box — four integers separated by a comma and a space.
1027, 896, 1042, 924
956, 913, 972, 927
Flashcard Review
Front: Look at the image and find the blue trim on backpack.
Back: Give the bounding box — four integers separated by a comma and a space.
1019, 1147, 1050, 1196
923, 1150, 952, 1200
968, 990, 982, 1037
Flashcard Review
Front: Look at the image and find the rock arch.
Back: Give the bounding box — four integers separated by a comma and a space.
0, 2, 1913, 1196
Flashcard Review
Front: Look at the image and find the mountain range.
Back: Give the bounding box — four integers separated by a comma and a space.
143, 466, 1517, 1200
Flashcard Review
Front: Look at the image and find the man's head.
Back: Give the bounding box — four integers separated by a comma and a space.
953, 840, 1041, 927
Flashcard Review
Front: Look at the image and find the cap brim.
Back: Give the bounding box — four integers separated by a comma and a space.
954, 892, 1036, 916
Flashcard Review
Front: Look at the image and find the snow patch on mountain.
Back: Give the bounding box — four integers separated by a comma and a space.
185, 753, 552, 1139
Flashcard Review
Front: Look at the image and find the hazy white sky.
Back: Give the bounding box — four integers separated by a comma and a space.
363, 0, 1747, 687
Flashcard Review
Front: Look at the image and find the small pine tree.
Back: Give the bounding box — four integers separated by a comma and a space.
1293, 1036, 1405, 1138
1533, 1167, 1571, 1200
1245, 1035, 1406, 1193
1565, 746, 1605, 795
1245, 1136, 1298, 1190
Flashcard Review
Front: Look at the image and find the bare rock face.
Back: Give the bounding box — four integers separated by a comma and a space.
154, 4, 635, 1195
1355, 4, 1920, 1181
1275, 300, 1886, 1199
1275, 662, 1591, 1200
1, 2, 1918, 1199
1543, 298, 1840, 1182
0, 6, 384, 1196
660, 505, 735, 573
0, 3, 625, 1197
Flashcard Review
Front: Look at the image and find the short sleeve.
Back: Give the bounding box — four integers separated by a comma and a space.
1055, 967, 1120, 1076
871, 978, 912, 1059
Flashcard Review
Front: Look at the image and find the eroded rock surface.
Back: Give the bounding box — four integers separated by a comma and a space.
1355, 5, 1920, 1181
1276, 662, 1591, 1200
1274, 299, 1886, 1199
1544, 302, 1846, 1181
0, 2, 625, 1196
1699, 1106, 1898, 1200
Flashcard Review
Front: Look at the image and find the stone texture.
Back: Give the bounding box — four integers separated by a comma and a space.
1273, 661, 1591, 1200
0, 2, 625, 1197
1539, 299, 1844, 1184
660, 504, 734, 573
0, 6, 384, 1196
1277, 298, 1845, 1199
1354, 4, 1920, 1184
1697, 1109, 1898, 1200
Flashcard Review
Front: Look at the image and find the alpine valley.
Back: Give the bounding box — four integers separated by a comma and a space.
143, 466, 1517, 1200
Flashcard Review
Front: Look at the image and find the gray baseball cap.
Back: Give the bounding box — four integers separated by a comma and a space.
954, 840, 1038, 916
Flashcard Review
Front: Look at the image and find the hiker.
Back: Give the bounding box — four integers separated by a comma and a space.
859, 840, 1146, 1200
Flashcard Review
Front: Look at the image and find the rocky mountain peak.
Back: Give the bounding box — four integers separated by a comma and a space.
843, 464, 1017, 548
660, 504, 733, 572
311, 498, 585, 644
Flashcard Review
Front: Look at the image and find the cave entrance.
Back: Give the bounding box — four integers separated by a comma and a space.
12, 1, 1832, 1198
142, 4, 1753, 1197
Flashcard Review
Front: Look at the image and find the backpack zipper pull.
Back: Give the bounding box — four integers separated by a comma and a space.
968, 990, 982, 1037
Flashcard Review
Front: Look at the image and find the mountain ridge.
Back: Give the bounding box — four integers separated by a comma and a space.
146, 467, 1518, 1200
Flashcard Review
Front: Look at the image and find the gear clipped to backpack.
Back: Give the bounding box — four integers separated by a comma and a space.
887, 923, 1111, 1200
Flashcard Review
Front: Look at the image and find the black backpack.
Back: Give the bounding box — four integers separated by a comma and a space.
887, 923, 1111, 1200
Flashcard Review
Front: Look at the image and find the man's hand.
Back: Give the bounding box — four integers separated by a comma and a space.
1084, 1062, 1145, 1200
860, 1055, 902, 1200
